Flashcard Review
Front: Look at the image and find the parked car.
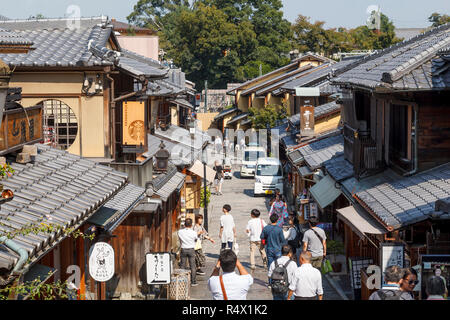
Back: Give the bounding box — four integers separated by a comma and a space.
240, 146, 266, 178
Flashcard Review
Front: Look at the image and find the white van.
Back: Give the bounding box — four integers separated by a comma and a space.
240, 146, 266, 177
254, 157, 284, 196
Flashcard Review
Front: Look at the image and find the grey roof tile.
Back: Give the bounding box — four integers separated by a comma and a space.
355, 163, 450, 229
333, 23, 450, 90
0, 144, 133, 273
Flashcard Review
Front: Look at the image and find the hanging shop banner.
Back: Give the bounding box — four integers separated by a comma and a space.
0, 105, 43, 153
122, 101, 145, 146
89, 242, 115, 282
300, 106, 315, 137
380, 242, 405, 285
146, 252, 171, 285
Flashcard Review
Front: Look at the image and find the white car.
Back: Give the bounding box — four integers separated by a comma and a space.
254, 157, 284, 196
240, 146, 266, 178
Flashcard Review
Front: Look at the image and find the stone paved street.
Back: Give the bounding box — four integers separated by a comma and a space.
189, 165, 344, 300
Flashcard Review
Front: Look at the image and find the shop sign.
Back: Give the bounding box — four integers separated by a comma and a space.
146, 252, 171, 285
89, 242, 115, 282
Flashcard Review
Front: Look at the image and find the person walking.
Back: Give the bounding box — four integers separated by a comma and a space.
208, 249, 253, 300
245, 209, 268, 270
269, 194, 288, 227
193, 214, 215, 276
178, 218, 200, 286
220, 204, 236, 250
213, 160, 224, 195
268, 245, 297, 300
399, 268, 418, 299
287, 251, 323, 300
260, 214, 287, 271
425, 275, 447, 300
302, 217, 327, 270
369, 265, 414, 300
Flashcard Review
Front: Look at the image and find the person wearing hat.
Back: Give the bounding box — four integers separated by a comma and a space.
302, 217, 326, 270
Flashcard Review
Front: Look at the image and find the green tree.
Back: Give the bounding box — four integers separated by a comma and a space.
249, 103, 287, 129
292, 13, 402, 55
428, 12, 450, 27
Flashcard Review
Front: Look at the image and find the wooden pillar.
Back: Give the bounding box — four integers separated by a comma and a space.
77, 227, 86, 300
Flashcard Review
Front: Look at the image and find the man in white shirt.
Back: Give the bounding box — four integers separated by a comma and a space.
246, 209, 267, 270
208, 249, 253, 300
178, 218, 200, 286
287, 251, 323, 300
268, 245, 297, 300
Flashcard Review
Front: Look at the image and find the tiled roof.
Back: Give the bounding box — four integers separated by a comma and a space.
118, 49, 168, 79
297, 134, 344, 170
170, 98, 194, 110
281, 58, 363, 91
353, 163, 450, 230
0, 144, 129, 272
226, 112, 249, 126
244, 64, 314, 96
0, 17, 114, 68
288, 100, 341, 127
154, 124, 210, 152
333, 23, 450, 90
214, 107, 238, 120
151, 166, 186, 202
323, 153, 354, 182
227, 53, 333, 94
87, 183, 145, 231
145, 133, 198, 166
0, 28, 33, 46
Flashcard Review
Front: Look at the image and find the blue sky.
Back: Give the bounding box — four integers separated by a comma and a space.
1, 0, 449, 28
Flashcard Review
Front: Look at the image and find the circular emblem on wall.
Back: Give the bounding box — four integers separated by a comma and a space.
128, 120, 145, 143
89, 242, 115, 282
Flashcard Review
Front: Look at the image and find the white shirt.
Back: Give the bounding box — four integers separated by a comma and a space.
283, 227, 297, 241
289, 263, 323, 297
220, 214, 235, 243
268, 256, 297, 285
246, 218, 267, 242
208, 272, 253, 300
178, 227, 198, 249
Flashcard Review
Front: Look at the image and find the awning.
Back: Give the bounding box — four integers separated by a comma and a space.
188, 160, 216, 184
133, 200, 162, 213
337, 205, 387, 238
152, 167, 186, 202
226, 112, 249, 126
309, 175, 341, 209
87, 184, 145, 232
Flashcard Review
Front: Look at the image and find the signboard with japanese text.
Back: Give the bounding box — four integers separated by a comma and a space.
146, 253, 171, 285
380, 242, 405, 285
122, 101, 146, 146
300, 106, 315, 137
88, 242, 115, 282
0, 105, 43, 153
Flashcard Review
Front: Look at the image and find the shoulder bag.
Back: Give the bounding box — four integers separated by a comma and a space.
219, 275, 228, 300
260, 219, 266, 245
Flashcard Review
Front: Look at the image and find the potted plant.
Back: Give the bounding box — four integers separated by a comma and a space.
326, 239, 345, 273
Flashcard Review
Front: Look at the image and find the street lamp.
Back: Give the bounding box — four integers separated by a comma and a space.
202, 144, 209, 232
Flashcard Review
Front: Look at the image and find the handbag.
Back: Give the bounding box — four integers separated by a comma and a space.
260, 219, 266, 245
194, 239, 202, 251
321, 258, 333, 275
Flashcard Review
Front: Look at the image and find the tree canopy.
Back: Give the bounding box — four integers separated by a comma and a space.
128, 2, 406, 89
428, 12, 450, 27
291, 13, 402, 56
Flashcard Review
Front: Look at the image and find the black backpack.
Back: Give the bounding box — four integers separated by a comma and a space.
270, 259, 293, 295
376, 289, 403, 300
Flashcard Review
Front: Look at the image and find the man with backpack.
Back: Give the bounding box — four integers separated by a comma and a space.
268, 245, 297, 300
302, 217, 327, 270
369, 266, 414, 300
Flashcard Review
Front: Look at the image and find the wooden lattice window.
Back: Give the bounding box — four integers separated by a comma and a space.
41, 99, 78, 150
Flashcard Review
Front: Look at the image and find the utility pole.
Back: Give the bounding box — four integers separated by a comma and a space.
259, 64, 262, 77
204, 80, 208, 113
